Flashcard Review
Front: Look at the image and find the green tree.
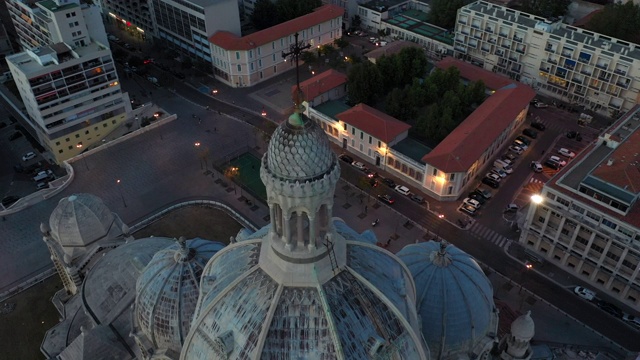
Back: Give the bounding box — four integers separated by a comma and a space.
347, 62, 382, 105
520, 0, 571, 19
586, 2, 640, 43
428, 0, 469, 29
396, 47, 428, 85
407, 79, 427, 108
300, 51, 317, 65
334, 37, 349, 49
276, 0, 322, 22
376, 55, 399, 92
251, 0, 279, 30
468, 80, 486, 106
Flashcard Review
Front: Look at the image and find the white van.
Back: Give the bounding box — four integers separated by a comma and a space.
394, 185, 411, 196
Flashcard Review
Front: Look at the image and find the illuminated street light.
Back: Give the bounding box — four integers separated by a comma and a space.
531, 194, 543, 204
436, 214, 445, 241
116, 179, 127, 208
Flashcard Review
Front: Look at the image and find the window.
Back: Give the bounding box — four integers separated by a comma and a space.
249, 50, 253, 59
571, 203, 585, 214
601, 218, 616, 229
75, 134, 80, 138
272, 54, 276, 61
250, 63, 254, 71
343, 123, 347, 130
258, 59, 262, 68
586, 211, 601, 222
236, 52, 240, 60
377, 141, 381, 147
103, 123, 108, 128
359, 131, 363, 140
368, 136, 372, 144
260, 71, 263, 79
557, 197, 570, 207
68, 146, 72, 150
449, 173, 455, 181
59, 149, 63, 154
274, 66, 277, 73
65, 138, 70, 142
351, 128, 355, 135
272, 42, 275, 49
112, 120, 116, 124
447, 186, 453, 195
55, 141, 60, 146
432, 168, 438, 176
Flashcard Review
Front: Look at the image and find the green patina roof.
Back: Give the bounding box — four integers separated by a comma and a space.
314, 100, 352, 120
391, 138, 431, 164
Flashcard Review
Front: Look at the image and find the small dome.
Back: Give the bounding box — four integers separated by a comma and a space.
511, 311, 535, 340
397, 241, 496, 359
135, 237, 225, 354
49, 194, 119, 255
264, 114, 336, 182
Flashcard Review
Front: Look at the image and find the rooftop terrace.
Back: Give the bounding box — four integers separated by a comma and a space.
384, 10, 453, 45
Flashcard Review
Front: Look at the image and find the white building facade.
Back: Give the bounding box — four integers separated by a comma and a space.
209, 4, 343, 88
7, 42, 130, 163
454, 0, 640, 115
519, 105, 640, 310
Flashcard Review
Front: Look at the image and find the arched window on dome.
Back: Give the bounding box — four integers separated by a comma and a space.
290, 210, 310, 248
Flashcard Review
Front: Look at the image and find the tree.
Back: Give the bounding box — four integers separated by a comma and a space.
376, 55, 399, 93
586, 2, 640, 43
396, 47, 428, 85
520, 0, 571, 19
251, 0, 279, 30
351, 15, 362, 29
276, 0, 321, 23
428, 0, 469, 29
300, 51, 317, 65
334, 37, 349, 49
347, 62, 382, 105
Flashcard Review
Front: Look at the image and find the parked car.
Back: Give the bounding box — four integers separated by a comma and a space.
574, 286, 596, 300
410, 194, 425, 204
549, 156, 567, 167
382, 178, 396, 188
515, 136, 531, 146
509, 145, 524, 155
513, 140, 528, 151
558, 148, 576, 158
531, 122, 546, 131
491, 168, 507, 178
622, 314, 640, 329
394, 185, 411, 196
22, 151, 36, 161
482, 177, 500, 188
596, 300, 623, 318
468, 193, 486, 205
472, 188, 492, 199
522, 128, 538, 139
504, 204, 519, 213
459, 204, 478, 216
463, 198, 481, 209
530, 161, 543, 172
339, 154, 353, 163
1, 195, 20, 207
8, 131, 22, 141
502, 153, 518, 162
377, 194, 395, 205
485, 173, 501, 182
351, 161, 366, 171
544, 159, 560, 170
364, 169, 378, 178
36, 182, 48, 190
567, 131, 577, 139
534, 102, 548, 108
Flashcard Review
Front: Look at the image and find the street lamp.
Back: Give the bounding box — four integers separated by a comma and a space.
531, 194, 543, 204
116, 179, 127, 208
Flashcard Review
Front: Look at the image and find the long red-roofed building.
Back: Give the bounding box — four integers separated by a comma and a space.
294, 69, 347, 107
209, 5, 344, 88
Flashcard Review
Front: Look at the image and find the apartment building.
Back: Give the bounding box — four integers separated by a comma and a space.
454, 0, 639, 115
7, 42, 130, 163
519, 105, 640, 310
209, 4, 343, 88
149, 0, 240, 64
100, 0, 154, 37
6, 0, 107, 50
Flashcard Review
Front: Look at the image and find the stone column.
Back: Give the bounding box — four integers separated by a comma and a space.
308, 215, 317, 250
296, 213, 304, 248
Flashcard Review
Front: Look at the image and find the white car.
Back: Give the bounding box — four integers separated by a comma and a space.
491, 168, 507, 178
534, 102, 548, 108
530, 161, 543, 173
394, 185, 411, 196
513, 140, 528, 151
22, 152, 36, 161
549, 156, 567, 167
574, 286, 596, 301
509, 145, 524, 155
558, 148, 576, 158
463, 197, 481, 208
351, 161, 366, 171
485, 173, 501, 182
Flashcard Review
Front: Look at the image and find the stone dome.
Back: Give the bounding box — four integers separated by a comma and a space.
397, 241, 497, 359
134, 237, 225, 355
180, 236, 429, 359
263, 113, 336, 182
81, 237, 174, 342
49, 194, 120, 256
511, 311, 535, 340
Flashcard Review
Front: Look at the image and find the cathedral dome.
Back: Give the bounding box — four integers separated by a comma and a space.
511, 311, 535, 340
82, 237, 174, 333
180, 235, 429, 359
49, 194, 122, 257
397, 241, 497, 359
263, 113, 336, 182
134, 237, 225, 355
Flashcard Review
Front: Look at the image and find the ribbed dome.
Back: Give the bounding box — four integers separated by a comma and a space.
397, 241, 496, 359
135, 237, 225, 354
264, 114, 335, 182
511, 311, 535, 340
180, 238, 429, 359
49, 194, 117, 254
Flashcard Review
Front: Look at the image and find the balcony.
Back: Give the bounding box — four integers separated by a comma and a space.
547, 59, 557, 64
572, 78, 583, 84
595, 63, 609, 70
614, 69, 627, 76
578, 57, 590, 64
471, 24, 480, 29
513, 36, 523, 42
616, 80, 630, 88
580, 70, 592, 76
485, 27, 494, 33
499, 32, 509, 37
561, 51, 573, 57
488, 38, 497, 43
588, 84, 600, 90
501, 44, 511, 49
516, 47, 525, 54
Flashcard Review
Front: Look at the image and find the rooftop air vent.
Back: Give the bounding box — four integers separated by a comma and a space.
607, 158, 614, 166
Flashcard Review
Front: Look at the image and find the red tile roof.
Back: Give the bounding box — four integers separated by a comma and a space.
335, 104, 411, 143
209, 5, 344, 50
591, 130, 640, 193
422, 84, 536, 172
436, 57, 513, 91
294, 69, 347, 101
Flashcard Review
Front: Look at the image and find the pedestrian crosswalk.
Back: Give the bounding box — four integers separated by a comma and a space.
467, 222, 513, 249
